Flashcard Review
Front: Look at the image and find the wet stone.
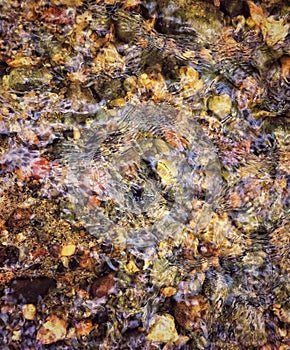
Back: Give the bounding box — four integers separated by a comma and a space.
8, 277, 56, 304
0, 0, 288, 348
90, 273, 116, 298
3, 67, 52, 92
155, 0, 224, 44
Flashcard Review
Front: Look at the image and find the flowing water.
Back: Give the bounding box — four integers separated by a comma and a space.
63, 102, 222, 248
0, 1, 289, 349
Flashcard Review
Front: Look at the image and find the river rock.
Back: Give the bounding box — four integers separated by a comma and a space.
9, 277, 56, 303
155, 0, 224, 44
147, 313, 178, 343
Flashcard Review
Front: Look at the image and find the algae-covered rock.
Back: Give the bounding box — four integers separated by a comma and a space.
156, 0, 224, 44
231, 304, 267, 347
3, 67, 52, 92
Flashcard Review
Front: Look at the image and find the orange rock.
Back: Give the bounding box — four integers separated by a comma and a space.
87, 195, 101, 209
75, 319, 96, 337
30, 157, 51, 180
162, 128, 188, 151
174, 296, 209, 331
124, 0, 140, 9
79, 252, 93, 271
248, 1, 264, 27
36, 315, 67, 345
227, 191, 242, 209
33, 248, 49, 259
281, 56, 290, 82
41, 7, 73, 25
160, 287, 177, 297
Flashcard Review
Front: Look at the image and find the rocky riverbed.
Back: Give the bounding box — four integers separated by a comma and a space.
0, 0, 289, 349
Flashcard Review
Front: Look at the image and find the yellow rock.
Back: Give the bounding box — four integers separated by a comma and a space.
137, 71, 169, 101
109, 98, 127, 108
124, 0, 140, 8
208, 94, 232, 118
147, 313, 178, 343
262, 16, 289, 47
156, 159, 178, 186
51, 0, 83, 5
160, 287, 177, 297
92, 43, 125, 77
179, 66, 204, 98
36, 315, 67, 345
61, 244, 76, 257
12, 330, 21, 341
124, 259, 140, 273
22, 304, 36, 320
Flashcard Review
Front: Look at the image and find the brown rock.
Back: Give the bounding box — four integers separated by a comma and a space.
49, 244, 61, 258
6, 208, 31, 230
90, 273, 116, 298
9, 277, 56, 303
174, 296, 209, 331
0, 246, 19, 266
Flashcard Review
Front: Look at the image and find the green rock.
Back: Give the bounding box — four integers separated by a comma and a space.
3, 67, 52, 92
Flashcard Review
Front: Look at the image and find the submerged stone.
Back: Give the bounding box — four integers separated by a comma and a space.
147, 313, 178, 343
3, 67, 52, 92
155, 0, 224, 44
8, 277, 56, 303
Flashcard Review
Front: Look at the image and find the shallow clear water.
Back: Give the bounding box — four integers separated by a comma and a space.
0, 1, 289, 349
